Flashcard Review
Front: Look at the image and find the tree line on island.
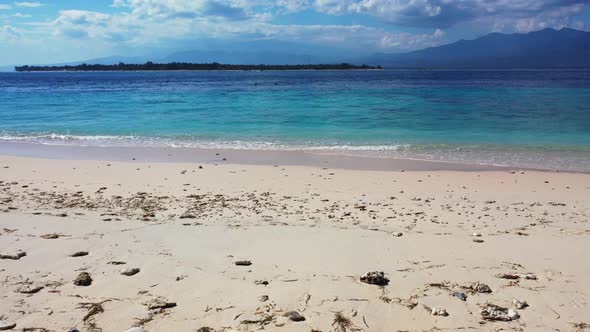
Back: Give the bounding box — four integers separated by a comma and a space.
15, 62, 381, 72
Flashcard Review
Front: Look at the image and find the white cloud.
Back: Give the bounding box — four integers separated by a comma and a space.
274, 0, 588, 29
14, 2, 42, 7
5, 0, 587, 65
380, 29, 444, 49
485, 2, 586, 32
275, 0, 310, 13
13, 12, 32, 18
0, 4, 12, 10
0, 25, 21, 40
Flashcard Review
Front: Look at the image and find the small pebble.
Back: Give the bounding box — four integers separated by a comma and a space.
360, 271, 389, 286
513, 299, 528, 309
235, 260, 252, 266
70, 251, 89, 257
431, 306, 449, 316
73, 272, 92, 286
0, 250, 26, 260
283, 311, 305, 322
451, 291, 467, 301
121, 268, 140, 276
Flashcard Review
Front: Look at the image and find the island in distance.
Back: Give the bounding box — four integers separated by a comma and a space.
14, 62, 381, 72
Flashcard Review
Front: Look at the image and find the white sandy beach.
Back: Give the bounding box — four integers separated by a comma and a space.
1, 153, 589, 332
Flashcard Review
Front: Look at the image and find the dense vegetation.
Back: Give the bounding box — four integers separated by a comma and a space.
15, 62, 381, 72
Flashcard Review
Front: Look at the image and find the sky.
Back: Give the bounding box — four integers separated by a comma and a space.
1, 0, 590, 65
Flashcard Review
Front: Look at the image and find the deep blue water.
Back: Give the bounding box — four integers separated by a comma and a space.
1, 70, 590, 170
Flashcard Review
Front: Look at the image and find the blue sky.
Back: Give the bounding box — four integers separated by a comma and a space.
1, 0, 589, 65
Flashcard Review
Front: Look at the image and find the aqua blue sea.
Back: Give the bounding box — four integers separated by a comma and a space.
1, 70, 590, 170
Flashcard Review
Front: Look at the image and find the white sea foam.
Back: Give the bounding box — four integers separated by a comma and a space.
1, 133, 589, 172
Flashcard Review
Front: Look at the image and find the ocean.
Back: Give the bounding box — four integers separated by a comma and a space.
1, 69, 589, 171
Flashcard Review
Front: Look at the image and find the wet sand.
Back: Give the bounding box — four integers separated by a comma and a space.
0, 141, 511, 172
1, 154, 589, 331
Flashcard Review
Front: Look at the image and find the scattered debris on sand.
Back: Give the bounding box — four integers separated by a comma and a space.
332, 312, 359, 332
107, 260, 126, 265
16, 284, 44, 294
78, 300, 110, 331
146, 298, 177, 310
461, 282, 492, 294
40, 233, 60, 239
480, 303, 520, 321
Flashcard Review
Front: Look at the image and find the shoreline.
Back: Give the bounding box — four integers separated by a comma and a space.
0, 141, 522, 172
1, 140, 588, 174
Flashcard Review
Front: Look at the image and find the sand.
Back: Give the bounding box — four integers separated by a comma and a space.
1, 153, 589, 332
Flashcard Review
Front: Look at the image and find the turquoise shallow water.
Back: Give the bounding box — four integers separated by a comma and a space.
1, 70, 590, 170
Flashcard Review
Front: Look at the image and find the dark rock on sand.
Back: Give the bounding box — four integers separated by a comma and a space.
360, 271, 389, 286
73, 272, 92, 286
121, 267, 140, 276
283, 311, 306, 322
70, 251, 89, 257
235, 260, 252, 266
0, 250, 26, 260
0, 320, 16, 331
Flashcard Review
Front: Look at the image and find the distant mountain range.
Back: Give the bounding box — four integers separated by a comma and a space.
3, 28, 590, 71
359, 28, 590, 68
